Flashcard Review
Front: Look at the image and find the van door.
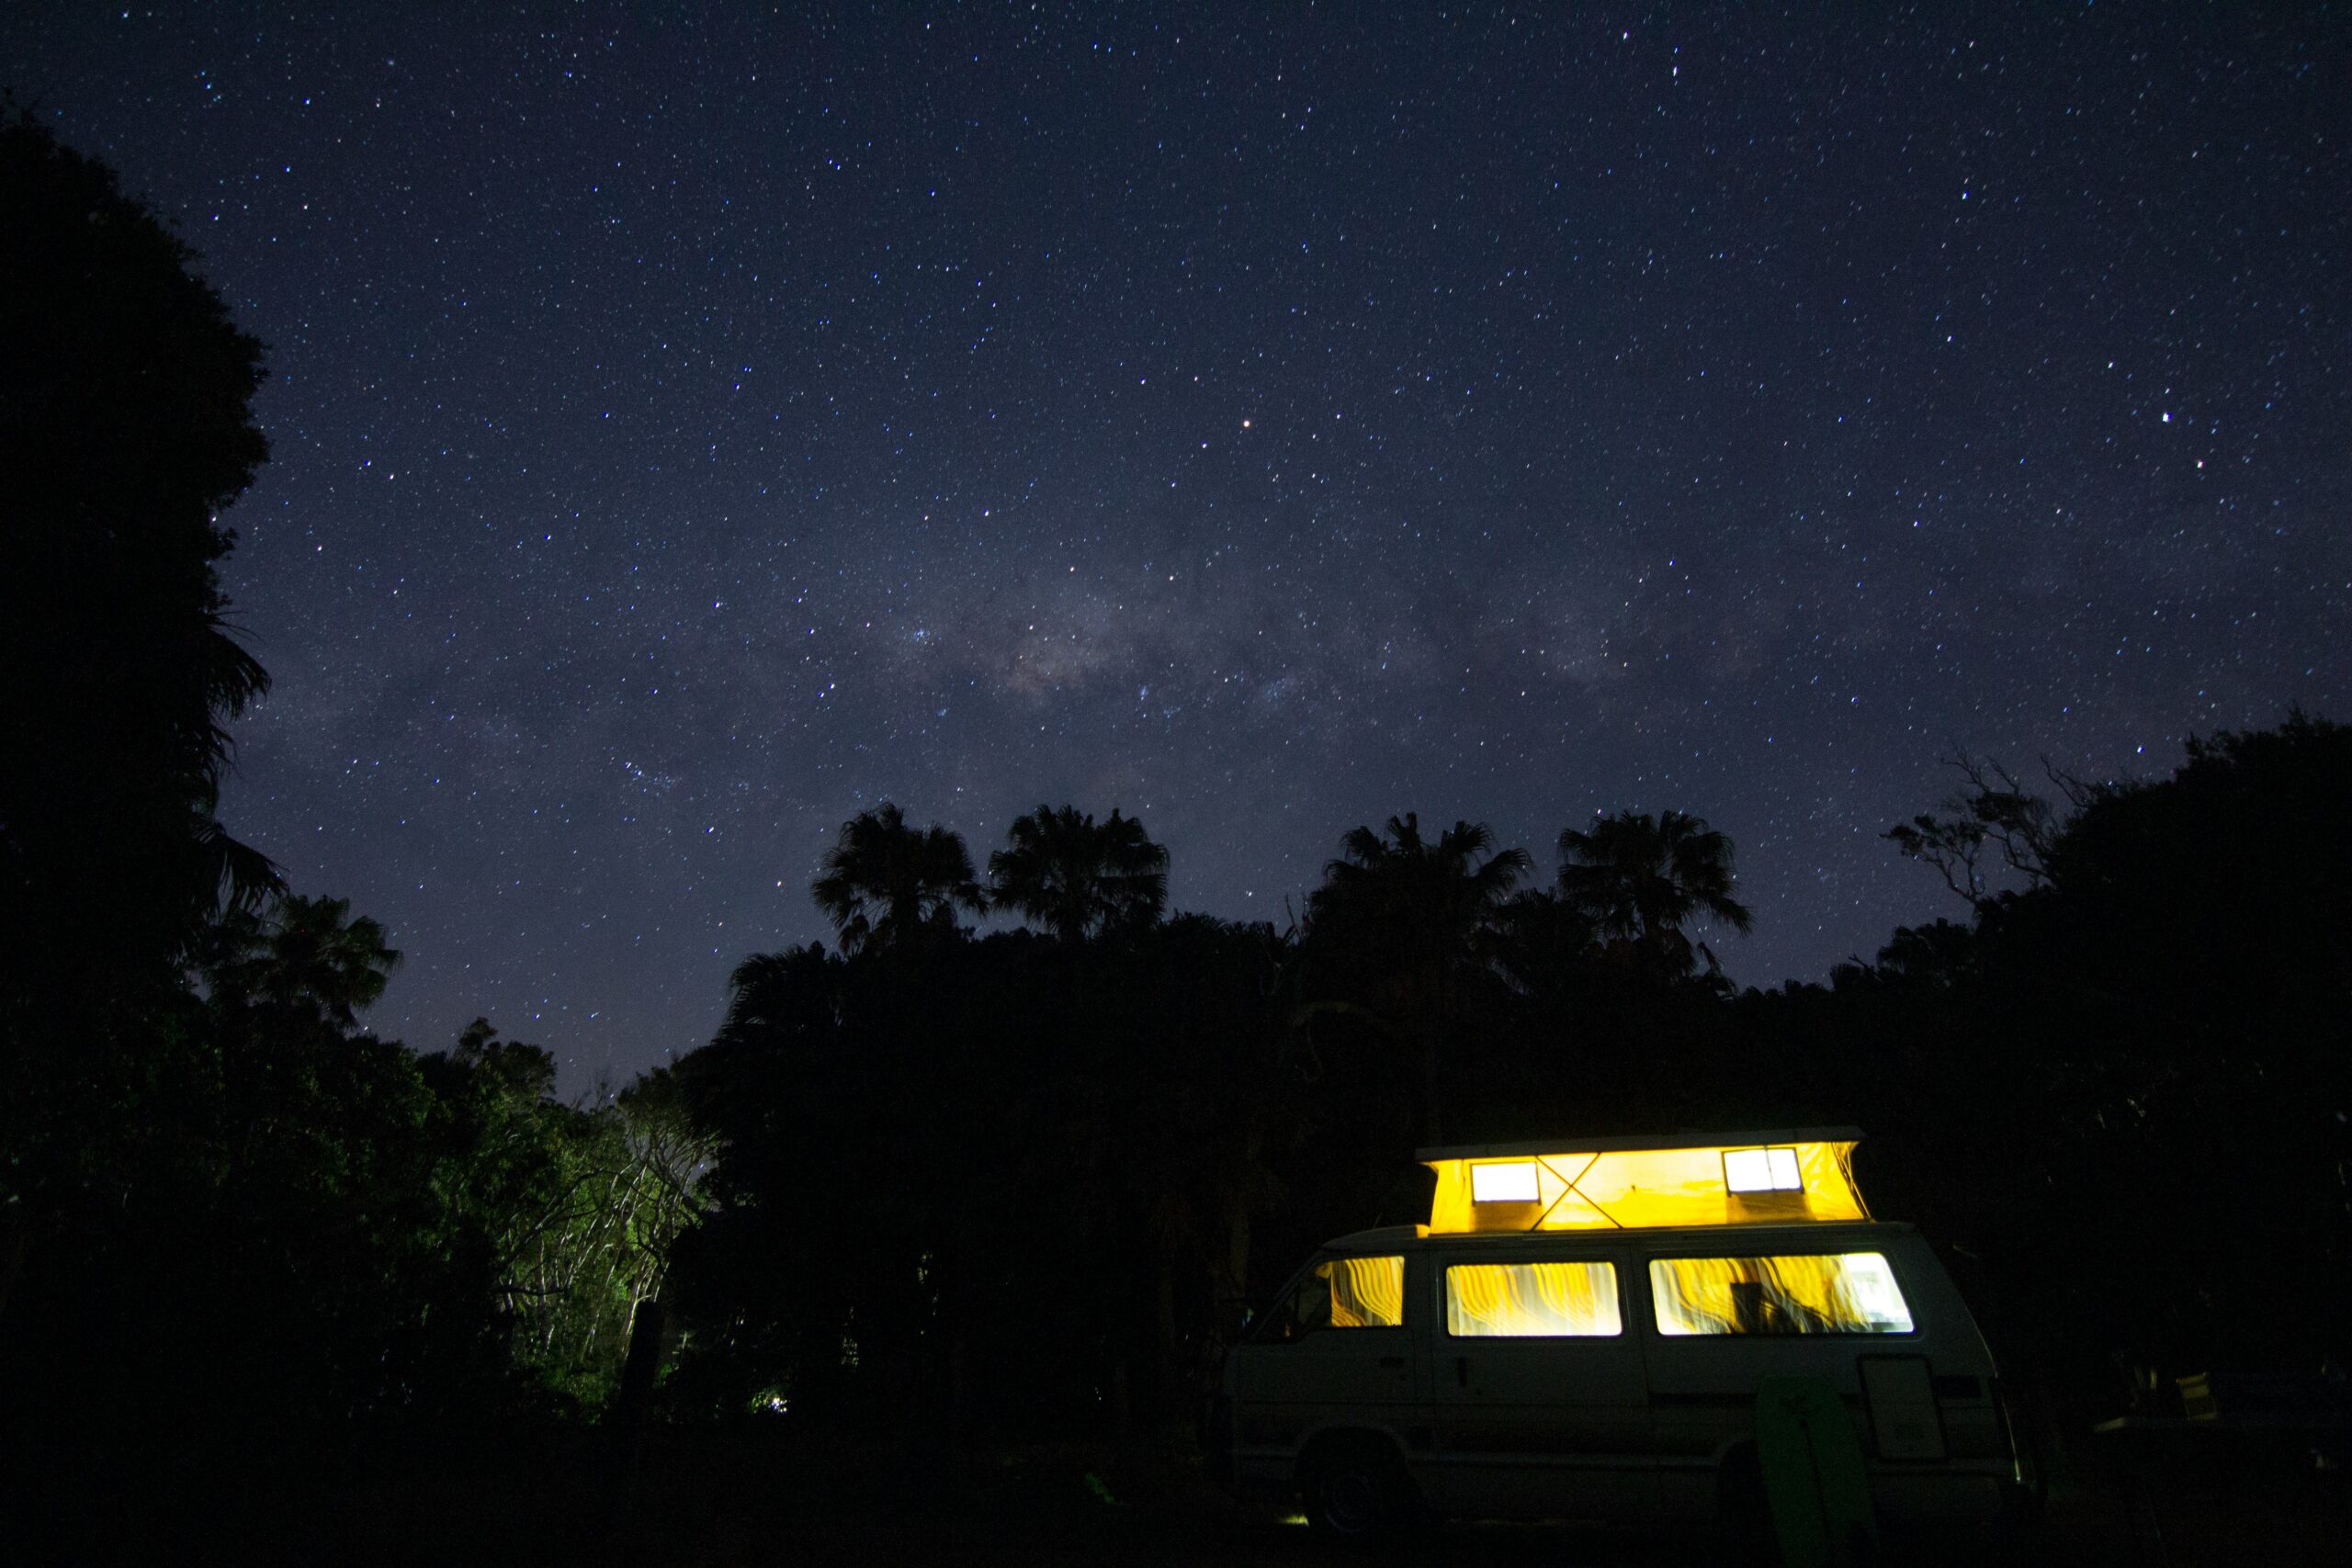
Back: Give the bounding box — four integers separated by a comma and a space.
1223, 1253, 1420, 1486
1642, 1246, 1925, 1517
1425, 1253, 1656, 1521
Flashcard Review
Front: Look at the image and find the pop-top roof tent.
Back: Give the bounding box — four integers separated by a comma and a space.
1419, 1128, 1869, 1234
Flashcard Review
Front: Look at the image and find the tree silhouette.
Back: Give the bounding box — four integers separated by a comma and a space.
0, 112, 279, 1007
2, 115, 283, 1366
988, 804, 1170, 942
809, 802, 986, 954
1884, 752, 2086, 911
1488, 887, 1602, 1001
1850, 713, 2352, 1384
1306, 814, 1531, 1140
198, 894, 401, 1031
715, 942, 844, 1053
1315, 808, 1532, 930
1557, 808, 1754, 979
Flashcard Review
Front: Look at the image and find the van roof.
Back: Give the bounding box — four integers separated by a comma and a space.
1417, 1126, 1862, 1159
1319, 1219, 1916, 1255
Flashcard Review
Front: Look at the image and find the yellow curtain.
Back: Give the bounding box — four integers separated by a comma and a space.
1444, 1261, 1621, 1337
1320, 1255, 1406, 1327
1648, 1252, 1913, 1336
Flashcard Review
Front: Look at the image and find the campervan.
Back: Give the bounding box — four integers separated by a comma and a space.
1214, 1131, 2028, 1537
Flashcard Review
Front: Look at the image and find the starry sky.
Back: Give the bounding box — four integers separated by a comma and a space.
8, 5, 2346, 1088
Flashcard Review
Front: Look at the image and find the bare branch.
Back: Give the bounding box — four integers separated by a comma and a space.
1887, 749, 2069, 909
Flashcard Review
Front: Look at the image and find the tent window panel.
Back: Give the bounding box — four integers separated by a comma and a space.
1318, 1255, 1407, 1328
1724, 1146, 1804, 1192
1649, 1253, 1915, 1337
1446, 1260, 1622, 1337
1471, 1160, 1541, 1202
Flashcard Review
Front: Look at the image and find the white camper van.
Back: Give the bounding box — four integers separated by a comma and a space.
1215, 1130, 2028, 1536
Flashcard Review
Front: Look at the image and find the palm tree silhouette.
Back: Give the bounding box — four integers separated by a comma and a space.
987, 804, 1170, 942
809, 803, 986, 955
1306, 813, 1532, 1139
1489, 887, 1602, 999
1555, 808, 1754, 977
717, 943, 842, 1048
1313, 814, 1532, 954
198, 893, 401, 1029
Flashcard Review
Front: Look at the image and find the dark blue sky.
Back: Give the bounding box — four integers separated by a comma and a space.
9, 5, 2345, 1089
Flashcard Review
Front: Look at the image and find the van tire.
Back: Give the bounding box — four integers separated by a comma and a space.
1300, 1436, 1415, 1537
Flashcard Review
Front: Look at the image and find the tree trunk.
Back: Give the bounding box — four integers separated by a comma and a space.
612, 1295, 666, 1471
0, 1211, 26, 1335
1154, 1250, 1180, 1427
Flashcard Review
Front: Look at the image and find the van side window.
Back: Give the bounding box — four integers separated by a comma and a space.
1262, 1255, 1406, 1341
1322, 1255, 1406, 1327
1446, 1260, 1622, 1337
1649, 1252, 1915, 1337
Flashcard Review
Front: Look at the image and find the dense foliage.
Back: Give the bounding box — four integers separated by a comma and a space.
2, 888, 704, 1546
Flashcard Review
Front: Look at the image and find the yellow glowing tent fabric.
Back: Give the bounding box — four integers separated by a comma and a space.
1421, 1130, 1868, 1234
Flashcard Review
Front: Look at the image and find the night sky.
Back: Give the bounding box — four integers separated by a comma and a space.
8, 6, 2346, 1089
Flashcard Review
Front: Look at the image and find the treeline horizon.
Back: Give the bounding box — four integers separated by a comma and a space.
662, 713, 2348, 1436
5, 109, 2346, 1558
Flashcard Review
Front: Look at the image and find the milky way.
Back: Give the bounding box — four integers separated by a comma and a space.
8, 6, 2346, 1087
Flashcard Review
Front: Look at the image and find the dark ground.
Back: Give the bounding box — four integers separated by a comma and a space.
29, 1413, 2341, 1564
364, 1419, 2345, 1567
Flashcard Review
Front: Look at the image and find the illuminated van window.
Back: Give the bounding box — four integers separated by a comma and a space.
1650, 1253, 1914, 1337
1318, 1255, 1407, 1328
1470, 1160, 1541, 1203
1446, 1260, 1622, 1337
1723, 1146, 1804, 1193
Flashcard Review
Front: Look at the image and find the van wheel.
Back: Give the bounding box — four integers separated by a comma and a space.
1301, 1438, 1414, 1537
